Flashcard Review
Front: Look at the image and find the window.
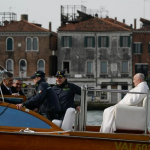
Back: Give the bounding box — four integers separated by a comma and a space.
101, 61, 107, 73
122, 86, 128, 99
19, 59, 27, 77
101, 85, 107, 99
122, 61, 128, 73
6, 59, 13, 73
63, 62, 69, 73
61, 36, 72, 47
33, 37, 38, 50
87, 62, 93, 74
149, 43, 150, 53
87, 87, 94, 97
135, 64, 148, 79
120, 36, 130, 47
26, 37, 38, 51
37, 59, 45, 72
98, 36, 109, 47
133, 43, 142, 53
27, 38, 32, 50
6, 37, 13, 51
85, 37, 95, 48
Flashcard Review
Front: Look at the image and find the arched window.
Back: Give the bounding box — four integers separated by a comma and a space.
6, 59, 13, 73
33, 37, 38, 50
19, 59, 27, 77
37, 59, 45, 72
26, 37, 32, 50
6, 37, 13, 51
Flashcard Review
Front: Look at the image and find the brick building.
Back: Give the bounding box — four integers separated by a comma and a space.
58, 11, 133, 103
132, 18, 150, 86
0, 14, 57, 85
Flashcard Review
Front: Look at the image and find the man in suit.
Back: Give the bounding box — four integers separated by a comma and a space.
0, 71, 13, 95
11, 79, 25, 96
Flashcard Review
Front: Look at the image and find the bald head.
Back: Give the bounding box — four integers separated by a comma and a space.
133, 73, 145, 87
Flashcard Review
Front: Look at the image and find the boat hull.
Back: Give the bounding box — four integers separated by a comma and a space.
0, 131, 150, 150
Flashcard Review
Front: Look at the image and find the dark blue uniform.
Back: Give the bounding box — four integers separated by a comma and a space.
23, 79, 60, 120
52, 79, 81, 120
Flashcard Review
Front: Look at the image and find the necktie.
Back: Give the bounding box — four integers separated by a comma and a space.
9, 88, 12, 94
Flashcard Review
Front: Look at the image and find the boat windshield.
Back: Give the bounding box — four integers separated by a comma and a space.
0, 106, 51, 129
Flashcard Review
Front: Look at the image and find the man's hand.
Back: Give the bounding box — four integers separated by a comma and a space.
12, 93, 20, 97
33, 108, 38, 112
76, 106, 80, 111
16, 104, 23, 110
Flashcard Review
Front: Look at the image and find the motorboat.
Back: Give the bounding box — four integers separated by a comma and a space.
0, 69, 150, 150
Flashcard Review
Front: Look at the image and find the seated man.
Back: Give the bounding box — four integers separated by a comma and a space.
0, 72, 13, 95
16, 71, 61, 121
52, 70, 81, 120
11, 79, 25, 96
100, 73, 149, 133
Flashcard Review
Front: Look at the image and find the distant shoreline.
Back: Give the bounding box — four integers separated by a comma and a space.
74, 101, 115, 110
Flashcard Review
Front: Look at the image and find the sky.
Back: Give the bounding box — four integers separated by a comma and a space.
0, 0, 150, 32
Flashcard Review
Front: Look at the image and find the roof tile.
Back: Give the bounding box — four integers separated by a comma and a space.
58, 17, 131, 32
0, 20, 49, 32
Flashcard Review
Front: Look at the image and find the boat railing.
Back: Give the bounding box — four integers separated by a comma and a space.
74, 85, 149, 135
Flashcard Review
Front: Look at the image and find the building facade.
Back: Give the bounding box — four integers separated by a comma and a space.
132, 18, 150, 87
0, 14, 57, 85
58, 17, 133, 103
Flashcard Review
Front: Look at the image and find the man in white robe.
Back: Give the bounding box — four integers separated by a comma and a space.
100, 73, 149, 133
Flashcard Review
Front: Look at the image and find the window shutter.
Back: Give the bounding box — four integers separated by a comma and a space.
140, 43, 143, 53
7, 38, 13, 50
92, 37, 95, 47
98, 36, 101, 47
84, 37, 87, 47
120, 36, 123, 47
106, 36, 109, 47
133, 43, 135, 53
69, 36, 72, 47
128, 36, 130, 47
61, 36, 64, 47
148, 43, 150, 53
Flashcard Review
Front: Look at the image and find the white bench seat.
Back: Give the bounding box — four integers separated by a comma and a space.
52, 108, 75, 131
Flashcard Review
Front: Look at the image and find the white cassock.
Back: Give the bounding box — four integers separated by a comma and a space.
100, 81, 149, 133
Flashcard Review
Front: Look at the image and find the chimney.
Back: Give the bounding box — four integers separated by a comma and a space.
115, 17, 117, 20
106, 16, 109, 18
21, 14, 28, 21
123, 19, 125, 24
4, 20, 9, 26
130, 24, 133, 29
49, 22, 51, 31
134, 19, 136, 29
95, 13, 98, 17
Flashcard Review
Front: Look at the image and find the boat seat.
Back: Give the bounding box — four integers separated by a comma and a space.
52, 108, 75, 131
115, 96, 150, 132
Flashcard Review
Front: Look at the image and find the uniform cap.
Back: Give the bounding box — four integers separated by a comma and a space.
55, 71, 65, 77
30, 71, 45, 79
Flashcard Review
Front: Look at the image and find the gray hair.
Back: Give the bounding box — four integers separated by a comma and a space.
3, 72, 13, 79
136, 73, 145, 81
13, 78, 23, 83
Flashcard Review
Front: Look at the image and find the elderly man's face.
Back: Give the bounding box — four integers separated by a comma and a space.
56, 76, 66, 85
133, 75, 141, 87
3, 77, 13, 88
13, 80, 23, 92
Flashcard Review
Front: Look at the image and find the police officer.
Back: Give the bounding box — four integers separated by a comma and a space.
52, 70, 81, 120
16, 71, 60, 121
